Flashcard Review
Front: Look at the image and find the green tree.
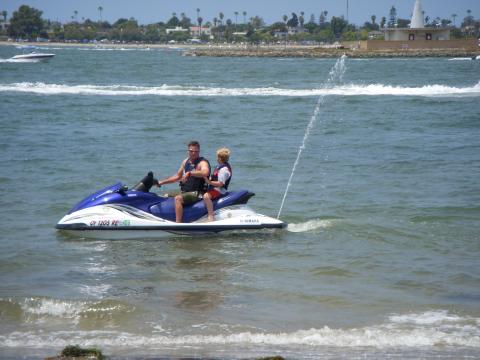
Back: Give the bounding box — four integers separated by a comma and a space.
8, 5, 45, 39
330, 16, 348, 38
197, 16, 203, 38
167, 13, 180, 27
299, 12, 305, 28
451, 13, 457, 27
98, 6, 103, 21
144, 23, 161, 42
441, 18, 452, 27
287, 13, 299, 28
225, 18, 233, 41
64, 23, 83, 40
319, 11, 328, 29
243, 11, 247, 24
250, 16, 264, 29
462, 10, 474, 27
2, 10, 7, 22
380, 16, 386, 28
304, 21, 317, 33
179, 13, 191, 28
388, 6, 397, 27
397, 18, 410, 28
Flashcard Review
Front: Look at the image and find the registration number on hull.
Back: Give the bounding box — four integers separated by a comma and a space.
90, 220, 131, 227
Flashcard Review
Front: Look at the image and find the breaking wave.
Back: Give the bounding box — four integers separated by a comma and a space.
1, 302, 479, 351
0, 311, 480, 349
0, 81, 479, 97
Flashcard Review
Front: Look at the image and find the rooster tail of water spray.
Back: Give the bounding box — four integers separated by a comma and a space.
277, 56, 347, 219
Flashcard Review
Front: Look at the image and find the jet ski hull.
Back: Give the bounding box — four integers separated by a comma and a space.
56, 204, 285, 238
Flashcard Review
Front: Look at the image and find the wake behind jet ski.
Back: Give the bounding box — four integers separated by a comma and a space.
56, 172, 285, 238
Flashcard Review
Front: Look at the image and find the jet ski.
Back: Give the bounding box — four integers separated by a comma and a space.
56, 172, 285, 238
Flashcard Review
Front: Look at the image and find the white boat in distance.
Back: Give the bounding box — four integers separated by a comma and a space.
11, 52, 55, 60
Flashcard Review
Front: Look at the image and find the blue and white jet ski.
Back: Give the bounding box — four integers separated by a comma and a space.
56, 172, 285, 238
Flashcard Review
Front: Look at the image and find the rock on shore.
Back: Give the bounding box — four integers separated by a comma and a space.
184, 46, 479, 58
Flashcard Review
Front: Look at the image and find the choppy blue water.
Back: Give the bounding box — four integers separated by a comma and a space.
0, 45, 480, 359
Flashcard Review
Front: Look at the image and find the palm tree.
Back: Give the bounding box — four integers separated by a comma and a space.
299, 11, 305, 28
1, 10, 7, 22
380, 16, 386, 28
197, 16, 203, 38
243, 11, 247, 24
74, 10, 78, 21
226, 18, 232, 41
219, 12, 224, 25
98, 6, 103, 21
213, 17, 218, 28
371, 15, 376, 24
282, 14, 288, 24
451, 13, 457, 26
196, 8, 200, 21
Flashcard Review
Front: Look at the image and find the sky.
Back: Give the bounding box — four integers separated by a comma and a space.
3, 0, 479, 26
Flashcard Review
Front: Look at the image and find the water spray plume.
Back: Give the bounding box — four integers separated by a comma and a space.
277, 55, 347, 219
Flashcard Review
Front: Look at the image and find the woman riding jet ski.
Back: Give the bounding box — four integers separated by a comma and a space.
56, 172, 285, 238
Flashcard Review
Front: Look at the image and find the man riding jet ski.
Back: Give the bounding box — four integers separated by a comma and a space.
156, 140, 212, 223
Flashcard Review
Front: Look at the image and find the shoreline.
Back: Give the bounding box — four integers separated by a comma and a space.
1, 40, 479, 58
183, 47, 480, 58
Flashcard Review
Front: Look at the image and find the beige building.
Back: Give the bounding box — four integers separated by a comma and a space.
384, 0, 450, 41
189, 26, 211, 38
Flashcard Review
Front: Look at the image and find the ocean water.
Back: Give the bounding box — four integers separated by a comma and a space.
0, 45, 479, 359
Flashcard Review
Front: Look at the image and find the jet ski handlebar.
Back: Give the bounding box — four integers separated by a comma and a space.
132, 171, 158, 192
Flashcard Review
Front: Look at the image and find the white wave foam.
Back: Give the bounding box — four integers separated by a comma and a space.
76, 47, 151, 51
19, 297, 126, 321
2, 310, 479, 349
286, 219, 333, 233
79, 284, 112, 298
448, 57, 474, 61
0, 58, 41, 63
21, 298, 88, 318
0, 81, 479, 97
389, 310, 465, 325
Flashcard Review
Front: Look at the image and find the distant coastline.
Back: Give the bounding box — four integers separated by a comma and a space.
1, 41, 478, 58
182, 46, 479, 58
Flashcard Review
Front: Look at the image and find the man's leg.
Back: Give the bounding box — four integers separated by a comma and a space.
175, 195, 184, 223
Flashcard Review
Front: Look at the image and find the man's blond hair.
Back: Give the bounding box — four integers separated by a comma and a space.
216, 147, 230, 163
